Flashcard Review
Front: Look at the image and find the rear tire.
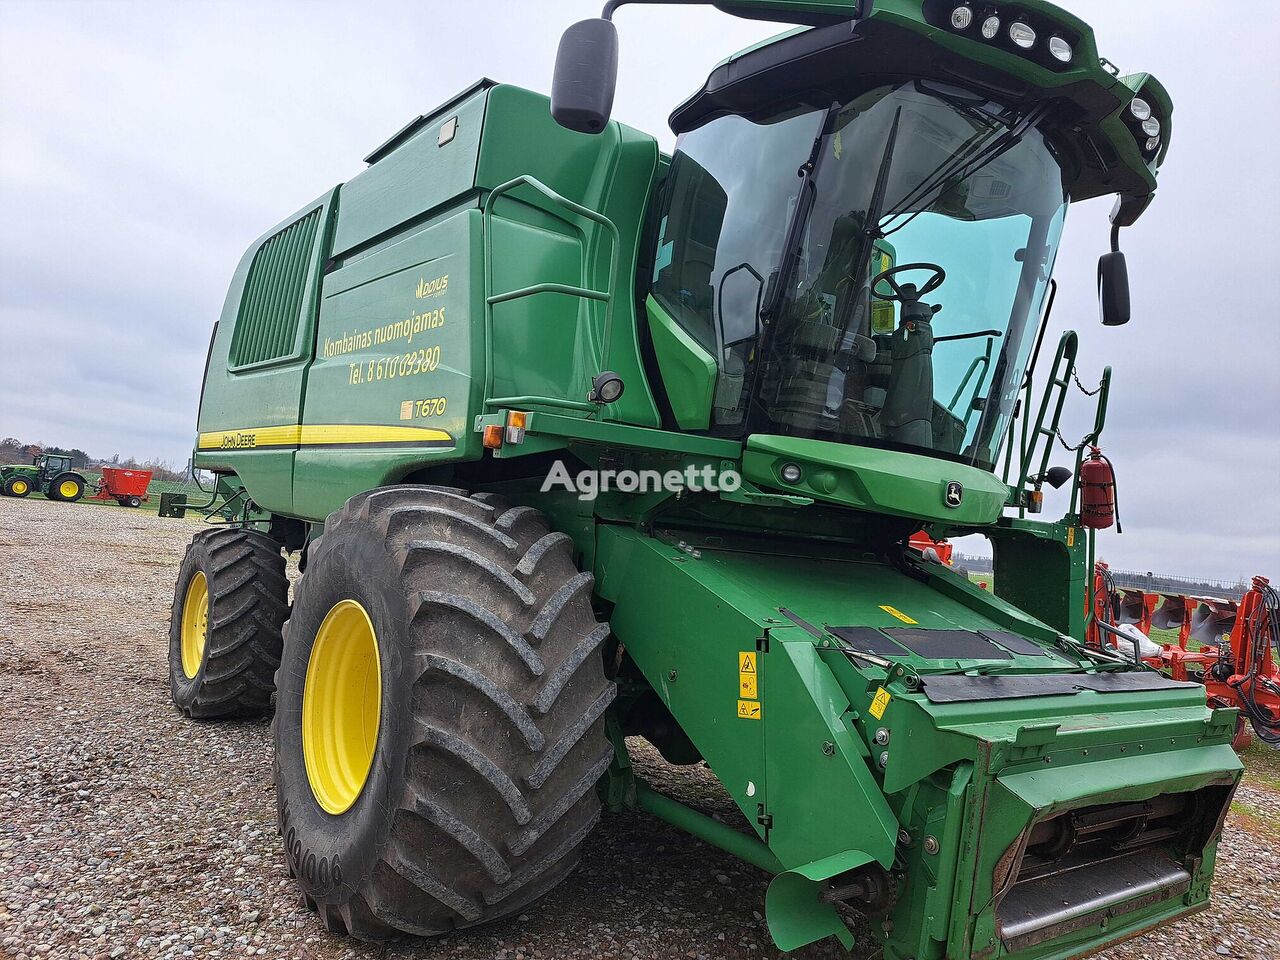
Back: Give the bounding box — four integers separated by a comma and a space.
125, 495, 142, 508
273, 485, 615, 939
169, 527, 289, 718
3, 475, 32, 498
48, 473, 85, 502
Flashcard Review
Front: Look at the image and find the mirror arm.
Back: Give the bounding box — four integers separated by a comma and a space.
603, 0, 705, 19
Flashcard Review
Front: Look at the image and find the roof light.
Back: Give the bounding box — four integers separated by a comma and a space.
1009, 22, 1036, 49
1129, 98, 1152, 121
981, 15, 1001, 40
950, 5, 974, 30
1145, 136, 1161, 154
780, 463, 803, 485
1048, 36, 1073, 63
1141, 116, 1161, 138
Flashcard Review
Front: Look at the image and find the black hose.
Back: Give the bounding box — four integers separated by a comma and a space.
1228, 583, 1280, 743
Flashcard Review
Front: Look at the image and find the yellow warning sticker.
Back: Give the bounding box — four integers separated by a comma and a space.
1066, 527, 1076, 548
869, 687, 892, 720
738, 652, 759, 703
879, 605, 918, 625
738, 700, 763, 720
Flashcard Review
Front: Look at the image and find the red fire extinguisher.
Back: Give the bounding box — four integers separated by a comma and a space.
1079, 446, 1121, 532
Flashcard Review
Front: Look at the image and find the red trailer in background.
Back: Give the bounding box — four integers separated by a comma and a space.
89, 467, 153, 508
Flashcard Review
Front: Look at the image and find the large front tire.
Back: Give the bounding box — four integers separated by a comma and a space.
273, 486, 615, 939
168, 528, 289, 717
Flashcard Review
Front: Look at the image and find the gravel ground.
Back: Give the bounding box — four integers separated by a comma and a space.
1, 496, 1277, 960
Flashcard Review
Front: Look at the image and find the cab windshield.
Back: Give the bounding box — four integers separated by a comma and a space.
652, 80, 1069, 470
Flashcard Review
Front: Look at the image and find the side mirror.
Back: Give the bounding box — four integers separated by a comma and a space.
1044, 466, 1073, 490
1097, 251, 1130, 326
551, 18, 618, 134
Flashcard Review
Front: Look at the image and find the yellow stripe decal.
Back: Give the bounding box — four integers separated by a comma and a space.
300, 425, 453, 446
197, 424, 453, 451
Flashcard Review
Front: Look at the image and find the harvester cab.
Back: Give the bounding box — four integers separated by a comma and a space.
170, 3, 1243, 959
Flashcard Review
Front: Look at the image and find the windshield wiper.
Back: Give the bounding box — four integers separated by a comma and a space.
935, 329, 1003, 343
879, 102, 1050, 239
759, 101, 842, 327
828, 105, 904, 338
845, 106, 903, 294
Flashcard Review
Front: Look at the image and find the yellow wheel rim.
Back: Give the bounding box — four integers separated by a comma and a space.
303, 599, 382, 815
11, 480, 28, 495
59, 480, 79, 498
180, 571, 209, 679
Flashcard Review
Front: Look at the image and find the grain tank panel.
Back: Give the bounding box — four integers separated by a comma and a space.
195, 81, 661, 521
195, 189, 339, 515
292, 210, 483, 518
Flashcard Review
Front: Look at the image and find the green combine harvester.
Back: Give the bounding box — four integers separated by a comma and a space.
169, 2, 1242, 955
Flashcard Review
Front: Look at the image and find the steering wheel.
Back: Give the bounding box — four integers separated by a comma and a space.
871, 262, 946, 304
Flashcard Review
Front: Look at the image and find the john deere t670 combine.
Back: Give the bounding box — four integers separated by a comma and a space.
169, 2, 1242, 955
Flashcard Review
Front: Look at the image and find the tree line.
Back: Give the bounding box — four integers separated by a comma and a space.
0, 437, 190, 483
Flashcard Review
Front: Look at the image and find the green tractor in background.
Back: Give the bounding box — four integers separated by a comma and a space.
168, 2, 1243, 957
1, 454, 87, 502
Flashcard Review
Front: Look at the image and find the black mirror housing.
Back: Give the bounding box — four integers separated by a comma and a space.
1097, 251, 1130, 326
1045, 466, 1073, 490
551, 19, 619, 135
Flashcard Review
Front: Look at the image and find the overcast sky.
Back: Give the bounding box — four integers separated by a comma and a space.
1, 0, 1277, 580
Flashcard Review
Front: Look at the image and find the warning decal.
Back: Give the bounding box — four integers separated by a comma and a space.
879, 604, 918, 625
738, 651, 759, 718
869, 687, 892, 720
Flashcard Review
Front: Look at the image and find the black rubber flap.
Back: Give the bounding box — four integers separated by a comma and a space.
923, 671, 1201, 704
883, 628, 1013, 661
979, 630, 1053, 658
1075, 673, 1201, 693
828, 626, 905, 657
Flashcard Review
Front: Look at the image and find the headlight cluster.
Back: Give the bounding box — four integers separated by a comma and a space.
944, 4, 1076, 67
1126, 95, 1163, 157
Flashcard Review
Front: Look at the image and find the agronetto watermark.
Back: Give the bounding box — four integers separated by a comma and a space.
540, 460, 741, 501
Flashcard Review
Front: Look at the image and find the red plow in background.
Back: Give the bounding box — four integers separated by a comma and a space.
1089, 567, 1280, 750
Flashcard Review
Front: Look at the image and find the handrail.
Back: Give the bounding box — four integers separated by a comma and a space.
949, 338, 995, 431
1016, 331, 1079, 493
481, 175, 622, 415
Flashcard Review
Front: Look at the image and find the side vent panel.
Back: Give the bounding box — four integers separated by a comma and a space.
229, 208, 322, 367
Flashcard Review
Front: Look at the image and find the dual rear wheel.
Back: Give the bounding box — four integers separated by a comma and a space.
168, 486, 614, 938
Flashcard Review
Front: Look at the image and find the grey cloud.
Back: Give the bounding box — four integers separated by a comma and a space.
1, 0, 1276, 578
